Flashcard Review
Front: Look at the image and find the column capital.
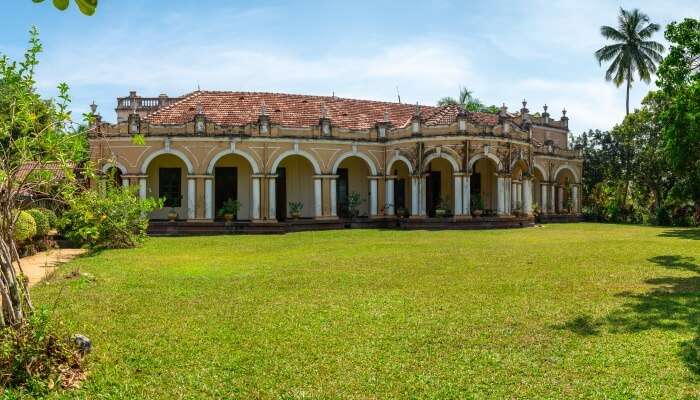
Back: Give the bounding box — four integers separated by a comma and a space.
251, 173, 266, 179
453, 172, 469, 177
368, 175, 384, 180
187, 174, 212, 179
124, 174, 148, 179
312, 174, 339, 179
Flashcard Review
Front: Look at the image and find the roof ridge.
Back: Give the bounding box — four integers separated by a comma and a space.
146, 91, 201, 121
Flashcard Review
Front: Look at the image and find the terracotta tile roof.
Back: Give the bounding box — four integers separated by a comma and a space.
16, 162, 71, 181
145, 91, 499, 130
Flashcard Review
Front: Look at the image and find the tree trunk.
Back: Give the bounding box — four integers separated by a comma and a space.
625, 66, 631, 115
0, 236, 30, 328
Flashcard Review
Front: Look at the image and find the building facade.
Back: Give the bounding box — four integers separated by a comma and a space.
89, 91, 582, 227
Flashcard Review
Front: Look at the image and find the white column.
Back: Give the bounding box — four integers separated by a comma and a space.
505, 177, 512, 215
453, 175, 463, 216
330, 178, 337, 217
549, 184, 556, 213
411, 177, 419, 216
139, 177, 147, 199
511, 181, 517, 210
252, 177, 261, 220
419, 176, 427, 216
462, 175, 471, 216
497, 175, 505, 215
314, 177, 323, 218
204, 178, 213, 219
572, 184, 579, 213
268, 177, 276, 220
370, 178, 378, 216
122, 178, 129, 188
385, 178, 395, 216
523, 179, 533, 215
540, 183, 548, 214
187, 178, 196, 220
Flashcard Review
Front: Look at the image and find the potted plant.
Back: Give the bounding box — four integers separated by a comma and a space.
435, 196, 450, 217
513, 201, 523, 217
471, 194, 484, 217
347, 192, 364, 219
395, 206, 409, 218
218, 198, 241, 222
167, 208, 178, 222
532, 202, 541, 222
288, 201, 303, 219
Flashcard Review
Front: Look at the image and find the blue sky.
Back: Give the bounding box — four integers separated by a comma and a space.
2, 0, 698, 134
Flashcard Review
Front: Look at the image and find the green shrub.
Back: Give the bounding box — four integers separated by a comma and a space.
61, 186, 162, 249
38, 208, 58, 228
0, 308, 85, 394
13, 211, 37, 241
27, 209, 49, 237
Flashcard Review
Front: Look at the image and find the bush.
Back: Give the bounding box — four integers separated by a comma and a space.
27, 209, 50, 237
13, 211, 37, 241
38, 208, 58, 229
0, 309, 86, 394
61, 186, 162, 249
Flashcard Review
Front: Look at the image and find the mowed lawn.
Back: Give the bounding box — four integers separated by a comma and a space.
31, 223, 700, 399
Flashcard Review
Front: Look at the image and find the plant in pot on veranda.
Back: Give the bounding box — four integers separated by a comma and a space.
471, 194, 485, 217
347, 192, 364, 219
288, 201, 304, 219
435, 196, 450, 217
513, 201, 523, 217
218, 198, 241, 222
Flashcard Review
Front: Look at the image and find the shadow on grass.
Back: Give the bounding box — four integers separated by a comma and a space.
658, 229, 700, 241
558, 255, 700, 376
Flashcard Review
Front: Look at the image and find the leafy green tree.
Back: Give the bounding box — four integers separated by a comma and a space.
31, 0, 97, 16
594, 8, 664, 115
655, 18, 700, 205
436, 87, 498, 114
0, 28, 88, 327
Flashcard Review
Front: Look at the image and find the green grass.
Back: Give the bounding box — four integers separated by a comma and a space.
25, 223, 700, 398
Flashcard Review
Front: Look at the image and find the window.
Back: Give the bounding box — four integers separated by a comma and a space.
159, 168, 182, 207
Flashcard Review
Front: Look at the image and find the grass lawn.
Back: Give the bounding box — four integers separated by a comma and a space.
26, 223, 700, 399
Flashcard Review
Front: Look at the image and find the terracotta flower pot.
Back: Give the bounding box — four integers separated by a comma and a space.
167, 211, 178, 222
223, 213, 234, 222
472, 210, 483, 217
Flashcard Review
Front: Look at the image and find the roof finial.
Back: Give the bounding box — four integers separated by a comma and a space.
414, 102, 421, 116
90, 100, 97, 114
543, 104, 548, 113
383, 110, 389, 122
522, 99, 527, 108
562, 108, 567, 117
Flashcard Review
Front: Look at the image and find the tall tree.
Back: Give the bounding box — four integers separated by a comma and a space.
655, 18, 700, 204
0, 28, 88, 327
594, 8, 664, 115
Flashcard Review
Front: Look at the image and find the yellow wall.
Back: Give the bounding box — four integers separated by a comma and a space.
279, 155, 315, 218
338, 156, 370, 216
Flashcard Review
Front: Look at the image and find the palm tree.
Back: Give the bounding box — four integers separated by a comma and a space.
594, 8, 664, 115
437, 87, 474, 107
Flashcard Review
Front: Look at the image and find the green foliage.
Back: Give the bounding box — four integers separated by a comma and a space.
217, 198, 241, 217
471, 194, 484, 210
437, 87, 499, 114
288, 201, 303, 215
656, 18, 700, 202
347, 191, 364, 217
37, 207, 58, 228
27, 209, 49, 237
13, 211, 37, 241
594, 8, 664, 114
0, 308, 85, 394
61, 185, 162, 249
31, 0, 97, 16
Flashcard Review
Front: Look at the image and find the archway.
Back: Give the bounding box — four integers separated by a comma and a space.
423, 155, 456, 217
554, 167, 576, 213
386, 157, 412, 216
533, 166, 545, 211
471, 157, 499, 214
101, 162, 126, 188
210, 153, 254, 220
335, 155, 372, 217
275, 155, 316, 220
511, 160, 528, 213
144, 153, 190, 220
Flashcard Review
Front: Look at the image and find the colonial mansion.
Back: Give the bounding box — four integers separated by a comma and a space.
89, 90, 582, 233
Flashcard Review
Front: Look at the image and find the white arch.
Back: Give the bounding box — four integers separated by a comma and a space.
271, 149, 322, 174
533, 163, 548, 181
332, 151, 378, 175
423, 151, 460, 172
101, 162, 127, 174
553, 164, 579, 183
510, 157, 529, 172
386, 154, 413, 175
468, 152, 503, 172
140, 149, 194, 174
207, 148, 260, 174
